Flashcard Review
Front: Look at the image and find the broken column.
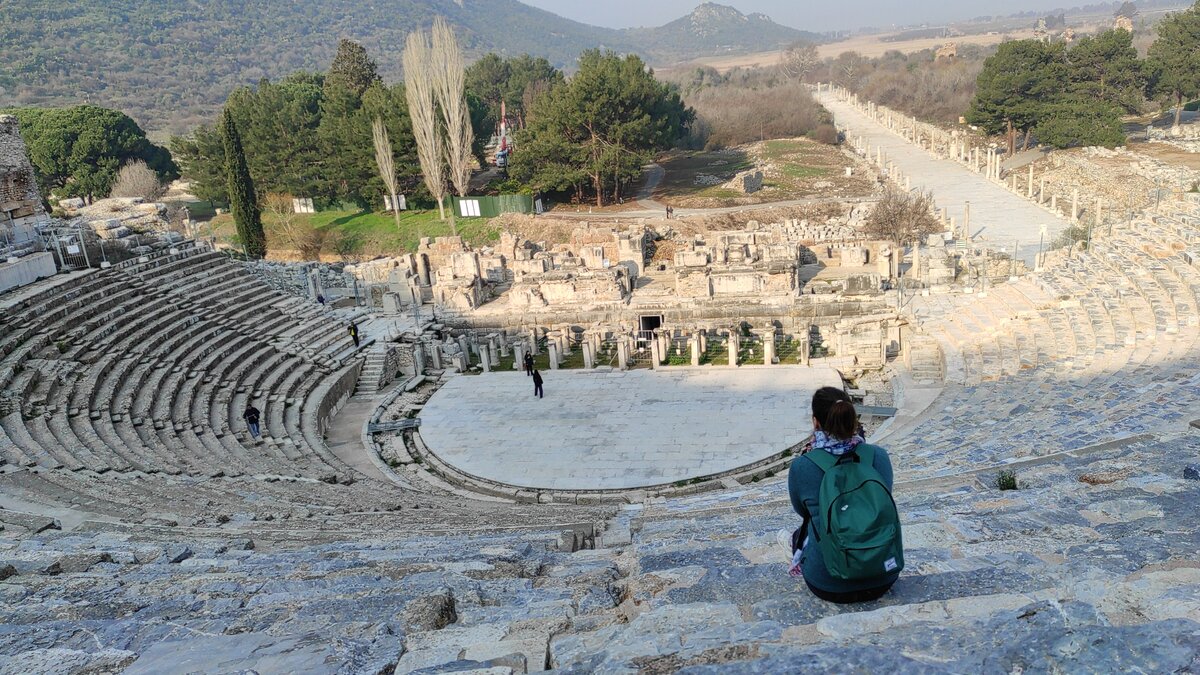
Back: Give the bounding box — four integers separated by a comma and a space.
582, 341, 594, 369
690, 332, 701, 366
548, 341, 560, 370
763, 331, 776, 365
728, 331, 739, 367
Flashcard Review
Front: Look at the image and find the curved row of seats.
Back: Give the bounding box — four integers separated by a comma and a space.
0, 247, 359, 481
893, 203, 1200, 477
0, 244, 614, 533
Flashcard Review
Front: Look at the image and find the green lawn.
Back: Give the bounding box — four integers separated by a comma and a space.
208, 208, 501, 257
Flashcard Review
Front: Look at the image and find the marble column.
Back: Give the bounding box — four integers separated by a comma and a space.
690, 333, 701, 366
728, 331, 739, 367
413, 345, 426, 375
617, 340, 629, 371
513, 343, 526, 372
582, 342, 594, 369
763, 332, 775, 366
480, 348, 491, 372
548, 342, 560, 370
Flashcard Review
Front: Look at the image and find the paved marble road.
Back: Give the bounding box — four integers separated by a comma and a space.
419, 367, 843, 491
817, 91, 1069, 264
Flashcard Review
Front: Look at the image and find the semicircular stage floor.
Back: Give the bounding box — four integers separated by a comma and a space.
418, 366, 843, 491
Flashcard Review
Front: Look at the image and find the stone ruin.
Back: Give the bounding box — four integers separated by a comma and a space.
0, 114, 55, 292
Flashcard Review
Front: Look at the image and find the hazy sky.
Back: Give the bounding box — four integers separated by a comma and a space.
520, 0, 1077, 32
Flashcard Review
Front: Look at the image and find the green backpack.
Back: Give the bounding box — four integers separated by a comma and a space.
805, 444, 904, 581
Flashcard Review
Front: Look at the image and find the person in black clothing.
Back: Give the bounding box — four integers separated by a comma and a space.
348, 323, 360, 348
532, 369, 544, 398
242, 404, 261, 439
523, 352, 534, 376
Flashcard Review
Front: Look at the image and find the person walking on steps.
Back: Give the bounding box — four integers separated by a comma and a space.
532, 369, 544, 399
348, 322, 360, 348
779, 386, 904, 603
242, 403, 261, 440
523, 351, 534, 377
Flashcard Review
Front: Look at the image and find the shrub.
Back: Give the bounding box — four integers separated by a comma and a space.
109, 159, 166, 201
808, 123, 839, 145
997, 469, 1018, 490
676, 68, 835, 149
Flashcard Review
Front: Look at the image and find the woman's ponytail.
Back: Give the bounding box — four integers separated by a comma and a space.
811, 386, 859, 440
824, 400, 859, 440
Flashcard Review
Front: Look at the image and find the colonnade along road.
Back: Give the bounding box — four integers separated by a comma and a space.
816, 89, 1070, 264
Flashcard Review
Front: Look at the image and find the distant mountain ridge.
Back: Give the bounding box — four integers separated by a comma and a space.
0, 1, 817, 137
639, 2, 811, 44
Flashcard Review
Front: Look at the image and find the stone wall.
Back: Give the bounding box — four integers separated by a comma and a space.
0, 115, 47, 247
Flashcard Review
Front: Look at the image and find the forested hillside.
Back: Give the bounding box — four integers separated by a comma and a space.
0, 0, 816, 137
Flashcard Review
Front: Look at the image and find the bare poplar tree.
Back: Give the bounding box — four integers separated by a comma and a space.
403, 29, 447, 222
372, 116, 403, 231
432, 17, 475, 231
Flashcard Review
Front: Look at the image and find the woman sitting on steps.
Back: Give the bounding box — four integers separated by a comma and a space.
780, 386, 904, 603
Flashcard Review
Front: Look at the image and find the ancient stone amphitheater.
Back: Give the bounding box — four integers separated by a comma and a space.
4, 97, 1200, 671
2, 194, 1200, 673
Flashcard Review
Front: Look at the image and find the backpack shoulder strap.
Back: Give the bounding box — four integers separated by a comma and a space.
805, 444, 877, 472
804, 449, 838, 473
854, 444, 877, 467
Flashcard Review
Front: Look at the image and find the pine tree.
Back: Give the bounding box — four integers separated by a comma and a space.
1147, 3, 1200, 131
220, 108, 266, 258
325, 39, 380, 97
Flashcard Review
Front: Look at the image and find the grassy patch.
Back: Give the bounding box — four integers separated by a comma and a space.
655, 137, 870, 208
209, 209, 500, 257
780, 165, 831, 180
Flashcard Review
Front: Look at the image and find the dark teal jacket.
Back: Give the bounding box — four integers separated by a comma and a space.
787, 444, 901, 593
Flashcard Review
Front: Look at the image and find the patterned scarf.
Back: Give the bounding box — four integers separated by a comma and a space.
811, 430, 864, 456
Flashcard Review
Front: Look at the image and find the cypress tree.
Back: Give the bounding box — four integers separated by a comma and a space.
219, 108, 266, 258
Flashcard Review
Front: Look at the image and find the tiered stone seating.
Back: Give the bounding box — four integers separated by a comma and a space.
0, 244, 614, 541
2, 428, 1197, 672
896, 204, 1200, 476
3, 196, 1199, 671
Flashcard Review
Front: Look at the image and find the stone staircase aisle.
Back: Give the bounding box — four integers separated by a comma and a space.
354, 342, 390, 398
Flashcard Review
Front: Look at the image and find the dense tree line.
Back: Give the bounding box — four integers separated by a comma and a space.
972, 3, 1200, 150
0, 105, 177, 204
465, 54, 562, 136
967, 31, 1140, 152
509, 50, 692, 207
170, 41, 422, 210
